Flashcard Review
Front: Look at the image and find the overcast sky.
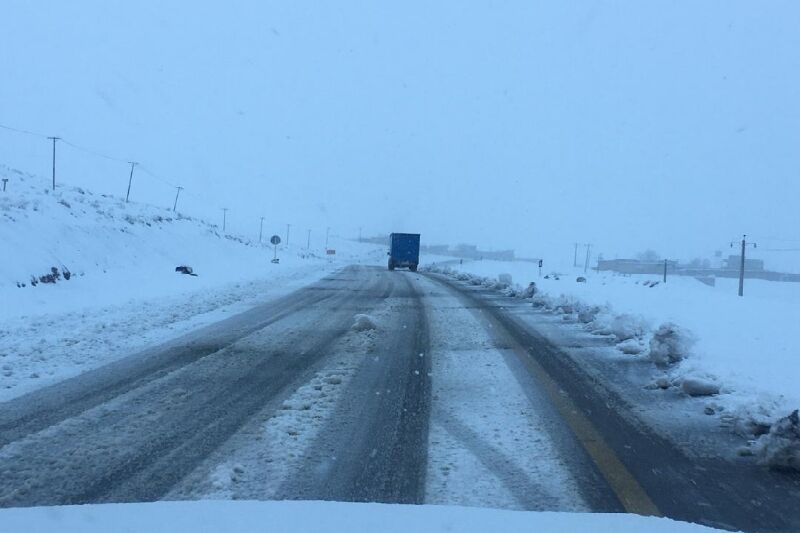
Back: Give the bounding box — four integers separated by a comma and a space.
1, 1, 798, 265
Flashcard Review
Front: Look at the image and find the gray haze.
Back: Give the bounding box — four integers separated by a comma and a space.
1, 1, 799, 264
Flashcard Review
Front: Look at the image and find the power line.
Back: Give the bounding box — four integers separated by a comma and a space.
1, 122, 131, 164
60, 138, 129, 164
137, 165, 177, 188
0, 119, 319, 247
0, 122, 48, 138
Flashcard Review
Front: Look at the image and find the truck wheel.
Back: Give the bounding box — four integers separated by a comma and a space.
388, 259, 395, 271
409, 264, 418, 272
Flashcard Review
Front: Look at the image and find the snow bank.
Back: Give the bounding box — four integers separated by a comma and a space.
681, 377, 721, 397
755, 410, 800, 471
422, 259, 800, 456
0, 500, 720, 533
649, 323, 695, 365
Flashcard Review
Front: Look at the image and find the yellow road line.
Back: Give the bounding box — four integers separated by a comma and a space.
489, 311, 662, 516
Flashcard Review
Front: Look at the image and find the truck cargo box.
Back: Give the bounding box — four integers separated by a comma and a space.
388, 233, 420, 271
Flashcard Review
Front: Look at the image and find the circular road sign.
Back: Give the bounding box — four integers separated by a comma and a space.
270, 235, 281, 245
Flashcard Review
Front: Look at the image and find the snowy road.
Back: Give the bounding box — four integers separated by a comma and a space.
0, 266, 798, 532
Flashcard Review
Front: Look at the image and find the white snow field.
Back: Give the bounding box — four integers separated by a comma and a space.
0, 500, 720, 533
422, 258, 800, 458
0, 165, 385, 401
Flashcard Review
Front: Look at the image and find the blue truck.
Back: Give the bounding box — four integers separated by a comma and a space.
388, 233, 420, 271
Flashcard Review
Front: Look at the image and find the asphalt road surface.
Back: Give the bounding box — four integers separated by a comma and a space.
0, 265, 798, 532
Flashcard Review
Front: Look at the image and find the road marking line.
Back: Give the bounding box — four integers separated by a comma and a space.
493, 314, 662, 516
423, 274, 662, 515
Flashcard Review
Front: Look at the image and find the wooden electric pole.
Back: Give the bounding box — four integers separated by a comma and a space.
731, 235, 757, 297
47, 136, 60, 190
125, 161, 137, 203
583, 243, 592, 273
172, 186, 183, 212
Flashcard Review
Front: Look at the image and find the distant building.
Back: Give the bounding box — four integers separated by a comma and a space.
455, 244, 478, 255
726, 255, 765, 271
596, 259, 677, 275
422, 244, 449, 254
481, 249, 515, 261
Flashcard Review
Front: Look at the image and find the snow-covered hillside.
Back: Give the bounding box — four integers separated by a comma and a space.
422, 258, 800, 467
0, 165, 385, 400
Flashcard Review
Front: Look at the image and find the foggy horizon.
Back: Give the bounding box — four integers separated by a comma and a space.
2, 1, 799, 267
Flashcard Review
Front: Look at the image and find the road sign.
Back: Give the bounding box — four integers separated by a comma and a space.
270, 235, 282, 264
326, 249, 336, 255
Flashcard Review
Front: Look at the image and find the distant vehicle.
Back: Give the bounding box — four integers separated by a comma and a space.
388, 233, 420, 271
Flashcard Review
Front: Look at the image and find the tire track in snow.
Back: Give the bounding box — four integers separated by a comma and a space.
0, 284, 337, 448
418, 275, 590, 511
0, 266, 386, 507
275, 271, 431, 504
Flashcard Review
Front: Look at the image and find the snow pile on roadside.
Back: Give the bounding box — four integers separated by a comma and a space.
0, 499, 722, 533
352, 313, 379, 331
422, 261, 800, 468
648, 322, 695, 365
755, 410, 800, 470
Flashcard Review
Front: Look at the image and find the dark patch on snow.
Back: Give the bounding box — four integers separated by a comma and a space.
17, 266, 72, 288
175, 265, 198, 276
756, 410, 800, 471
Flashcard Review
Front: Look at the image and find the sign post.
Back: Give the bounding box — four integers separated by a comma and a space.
538, 259, 543, 278
270, 235, 281, 264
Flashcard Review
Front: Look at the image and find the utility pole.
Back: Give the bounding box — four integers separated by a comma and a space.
47, 136, 60, 190
172, 186, 183, 212
1, 178, 7, 192
583, 243, 592, 273
573, 243, 579, 268
307, 229, 311, 249
259, 217, 265, 243
222, 208, 228, 232
731, 235, 757, 297
125, 161, 137, 203
663, 259, 667, 283
286, 223, 291, 246
325, 226, 330, 250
